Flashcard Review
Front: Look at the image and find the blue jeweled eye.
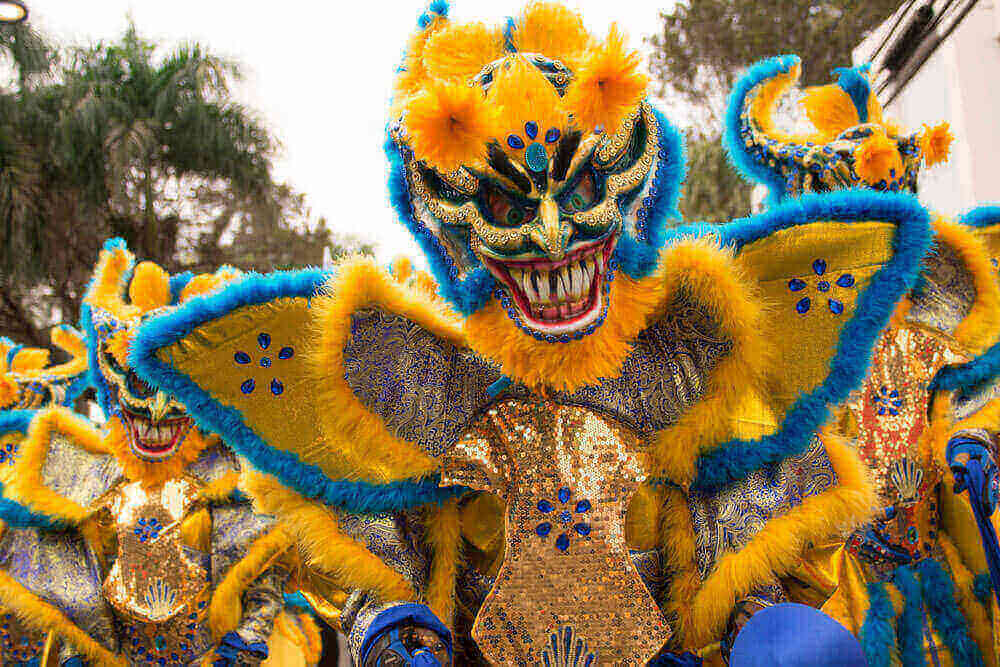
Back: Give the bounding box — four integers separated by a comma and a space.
545, 128, 560, 143
257, 333, 271, 350
524, 121, 538, 139
234, 351, 251, 365
278, 346, 294, 360
270, 379, 284, 396
507, 134, 525, 150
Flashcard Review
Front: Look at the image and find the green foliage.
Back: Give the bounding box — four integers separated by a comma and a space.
679, 131, 753, 224
0, 21, 366, 347
648, 0, 899, 223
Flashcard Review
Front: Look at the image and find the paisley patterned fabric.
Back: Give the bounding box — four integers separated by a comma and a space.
907, 241, 977, 336
689, 436, 837, 578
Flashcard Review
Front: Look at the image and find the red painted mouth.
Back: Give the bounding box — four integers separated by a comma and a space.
122, 409, 193, 460
480, 235, 617, 335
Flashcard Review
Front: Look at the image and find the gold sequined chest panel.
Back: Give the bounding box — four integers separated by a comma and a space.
103, 479, 211, 664
443, 400, 670, 665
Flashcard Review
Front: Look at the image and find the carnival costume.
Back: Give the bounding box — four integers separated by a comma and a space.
0, 327, 91, 665
124, 3, 963, 664
725, 55, 1000, 665
0, 240, 307, 667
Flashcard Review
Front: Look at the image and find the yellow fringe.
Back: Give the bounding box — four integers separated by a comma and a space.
651, 238, 770, 486
512, 1, 590, 72
242, 470, 417, 604
931, 216, 1000, 354
312, 256, 466, 482
687, 430, 876, 647
423, 499, 462, 630
8, 407, 106, 524
660, 484, 701, 649
208, 525, 293, 641
422, 21, 505, 84
83, 244, 139, 322
0, 567, 126, 666
104, 417, 215, 489
197, 471, 240, 504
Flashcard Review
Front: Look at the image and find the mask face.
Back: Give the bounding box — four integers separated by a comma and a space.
92, 309, 193, 463
394, 47, 666, 343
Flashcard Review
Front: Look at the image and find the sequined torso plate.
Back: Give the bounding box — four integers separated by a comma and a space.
443, 400, 670, 665
847, 325, 965, 564
103, 478, 212, 665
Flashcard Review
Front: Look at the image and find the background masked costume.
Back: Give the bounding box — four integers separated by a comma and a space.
0, 328, 90, 665
128, 2, 949, 664
725, 55, 1000, 665
0, 240, 320, 667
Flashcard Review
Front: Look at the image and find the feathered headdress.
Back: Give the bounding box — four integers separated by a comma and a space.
393, 1, 648, 174
725, 55, 953, 204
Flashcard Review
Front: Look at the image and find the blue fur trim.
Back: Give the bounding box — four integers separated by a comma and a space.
722, 54, 801, 207
4, 341, 22, 366
891, 564, 924, 666
503, 17, 517, 52
859, 581, 894, 667
959, 204, 1000, 229
833, 66, 871, 124
917, 558, 984, 667
689, 189, 932, 493
103, 237, 126, 251
614, 105, 687, 280
0, 482, 62, 529
973, 572, 993, 607
169, 272, 194, 303
130, 269, 469, 513
283, 591, 314, 614
416, 1, 448, 29
384, 131, 496, 315
0, 408, 35, 435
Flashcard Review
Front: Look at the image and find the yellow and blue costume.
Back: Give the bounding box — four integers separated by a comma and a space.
725, 56, 1000, 665
126, 3, 955, 664
0, 240, 308, 667
0, 327, 91, 665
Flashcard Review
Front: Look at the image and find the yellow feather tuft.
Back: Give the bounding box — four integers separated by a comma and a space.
179, 274, 223, 302
10, 348, 49, 373
0, 375, 16, 409
105, 328, 134, 369
393, 12, 449, 110
921, 121, 953, 167
513, 1, 591, 70
208, 526, 292, 641
424, 500, 462, 630
391, 256, 414, 283
487, 56, 567, 147
51, 326, 86, 361
801, 84, 860, 139
422, 22, 504, 83
563, 25, 647, 136
0, 566, 126, 666
242, 470, 418, 603
128, 261, 171, 313
403, 80, 494, 174
852, 130, 903, 186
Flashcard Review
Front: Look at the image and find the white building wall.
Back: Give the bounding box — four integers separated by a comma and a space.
855, 1, 1000, 216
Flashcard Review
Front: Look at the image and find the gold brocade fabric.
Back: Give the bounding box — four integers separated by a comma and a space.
103, 478, 212, 663
442, 400, 670, 665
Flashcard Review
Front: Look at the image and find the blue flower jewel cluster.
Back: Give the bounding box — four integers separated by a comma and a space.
234, 333, 294, 397
788, 258, 855, 315
534, 486, 592, 552
134, 517, 162, 543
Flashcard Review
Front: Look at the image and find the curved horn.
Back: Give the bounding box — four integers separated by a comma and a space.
83, 238, 137, 320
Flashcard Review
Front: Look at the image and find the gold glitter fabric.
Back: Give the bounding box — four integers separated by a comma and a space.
442, 400, 670, 665
845, 324, 964, 564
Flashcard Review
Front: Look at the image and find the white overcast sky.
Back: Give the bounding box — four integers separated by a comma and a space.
27, 0, 678, 264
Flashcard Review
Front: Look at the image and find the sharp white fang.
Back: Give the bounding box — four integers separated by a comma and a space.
570, 263, 584, 298
556, 270, 569, 301
537, 269, 550, 302
580, 259, 592, 286
521, 270, 534, 300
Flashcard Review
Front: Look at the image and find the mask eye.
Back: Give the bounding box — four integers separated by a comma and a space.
126, 370, 155, 399
561, 170, 597, 213
484, 185, 536, 227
